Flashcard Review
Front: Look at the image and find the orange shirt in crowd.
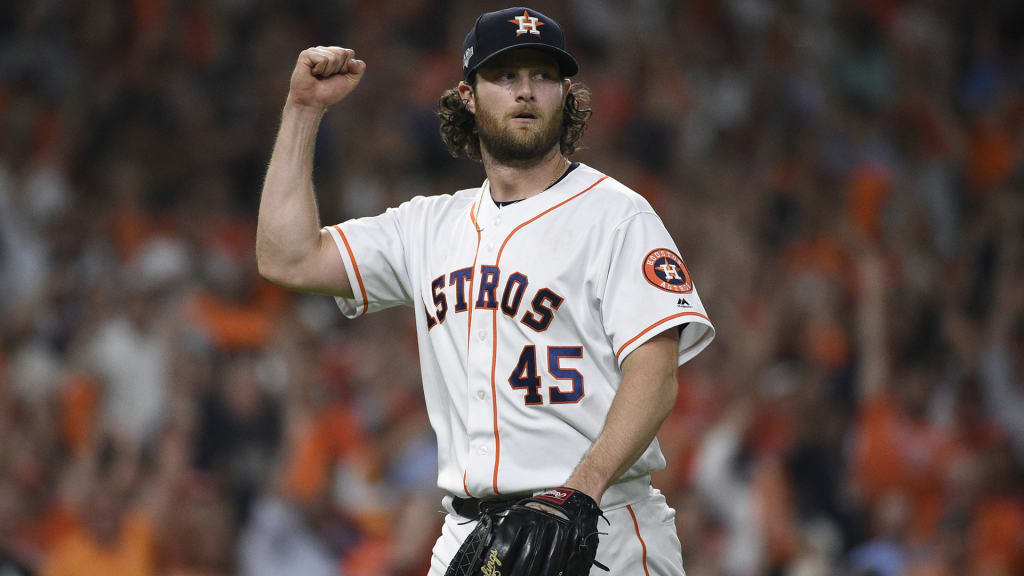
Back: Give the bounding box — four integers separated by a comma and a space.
13, 503, 79, 566
756, 459, 800, 567
343, 537, 392, 576
59, 374, 100, 455
853, 397, 956, 540
967, 121, 1015, 194
285, 404, 372, 503
846, 162, 892, 241
971, 497, 1024, 575
781, 234, 853, 294
184, 282, 286, 351
42, 513, 156, 576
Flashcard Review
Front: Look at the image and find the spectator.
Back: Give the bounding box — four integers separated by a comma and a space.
41, 479, 156, 576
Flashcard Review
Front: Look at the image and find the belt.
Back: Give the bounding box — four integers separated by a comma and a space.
448, 474, 654, 520
451, 495, 522, 520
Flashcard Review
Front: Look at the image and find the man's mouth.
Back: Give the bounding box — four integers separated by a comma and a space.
512, 112, 538, 120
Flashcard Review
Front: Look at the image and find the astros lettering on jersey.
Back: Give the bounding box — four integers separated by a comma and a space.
324, 163, 714, 500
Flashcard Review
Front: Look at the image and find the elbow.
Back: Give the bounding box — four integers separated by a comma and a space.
255, 245, 277, 282
255, 245, 294, 287
256, 250, 325, 294
257, 259, 301, 289
256, 257, 280, 284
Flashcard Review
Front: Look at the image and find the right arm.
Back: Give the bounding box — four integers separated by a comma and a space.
256, 46, 366, 296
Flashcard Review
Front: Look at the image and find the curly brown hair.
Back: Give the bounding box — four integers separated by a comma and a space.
438, 81, 592, 162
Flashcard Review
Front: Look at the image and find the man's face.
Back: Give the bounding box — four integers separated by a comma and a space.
463, 49, 569, 165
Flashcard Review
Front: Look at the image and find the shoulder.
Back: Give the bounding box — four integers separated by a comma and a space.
573, 165, 657, 221
388, 187, 479, 218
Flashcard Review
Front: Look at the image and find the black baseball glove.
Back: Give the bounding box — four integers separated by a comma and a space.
444, 487, 609, 576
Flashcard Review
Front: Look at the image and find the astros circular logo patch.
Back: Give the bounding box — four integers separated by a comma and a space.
643, 249, 692, 293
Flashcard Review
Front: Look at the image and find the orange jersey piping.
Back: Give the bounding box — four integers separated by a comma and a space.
462, 203, 483, 494
333, 225, 367, 317
488, 175, 608, 494
465, 203, 482, 356
615, 311, 710, 361
627, 504, 651, 576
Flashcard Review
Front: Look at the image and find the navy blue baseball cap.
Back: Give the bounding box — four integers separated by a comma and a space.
462, 7, 579, 81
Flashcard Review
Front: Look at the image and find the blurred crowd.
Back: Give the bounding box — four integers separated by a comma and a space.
1, 0, 1022, 575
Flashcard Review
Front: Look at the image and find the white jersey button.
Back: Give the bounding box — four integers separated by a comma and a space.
477, 445, 490, 455
487, 242, 496, 251
493, 216, 501, 226
476, 390, 486, 399
477, 330, 487, 341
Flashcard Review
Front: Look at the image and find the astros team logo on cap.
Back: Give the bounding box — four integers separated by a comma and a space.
643, 249, 693, 293
508, 10, 544, 36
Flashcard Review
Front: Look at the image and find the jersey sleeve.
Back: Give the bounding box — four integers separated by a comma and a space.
324, 205, 415, 318
599, 211, 715, 367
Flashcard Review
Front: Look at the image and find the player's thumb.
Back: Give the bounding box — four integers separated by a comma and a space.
348, 59, 366, 80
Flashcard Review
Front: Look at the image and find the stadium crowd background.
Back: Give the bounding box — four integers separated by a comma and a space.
1, 1, 1022, 575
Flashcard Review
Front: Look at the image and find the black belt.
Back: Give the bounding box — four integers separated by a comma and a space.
451, 495, 522, 520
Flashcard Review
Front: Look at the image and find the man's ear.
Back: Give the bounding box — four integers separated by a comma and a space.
563, 79, 571, 104
457, 81, 476, 114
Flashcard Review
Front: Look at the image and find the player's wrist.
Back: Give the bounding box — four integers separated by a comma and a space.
561, 478, 605, 506
283, 96, 328, 120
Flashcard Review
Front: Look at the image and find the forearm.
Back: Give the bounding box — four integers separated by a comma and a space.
257, 46, 364, 295
256, 101, 328, 285
566, 332, 678, 503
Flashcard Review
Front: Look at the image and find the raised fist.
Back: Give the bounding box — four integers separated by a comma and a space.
288, 46, 366, 110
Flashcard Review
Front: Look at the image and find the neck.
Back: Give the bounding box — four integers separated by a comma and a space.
482, 147, 569, 202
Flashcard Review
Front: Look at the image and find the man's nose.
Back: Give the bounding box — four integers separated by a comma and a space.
512, 73, 536, 101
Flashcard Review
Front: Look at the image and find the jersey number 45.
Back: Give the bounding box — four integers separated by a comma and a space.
508, 346, 584, 405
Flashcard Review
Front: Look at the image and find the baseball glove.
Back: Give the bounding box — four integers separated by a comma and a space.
444, 487, 609, 576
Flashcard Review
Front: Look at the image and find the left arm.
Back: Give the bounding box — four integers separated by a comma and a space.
564, 328, 679, 503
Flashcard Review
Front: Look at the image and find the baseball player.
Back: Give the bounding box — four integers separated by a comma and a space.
256, 7, 714, 575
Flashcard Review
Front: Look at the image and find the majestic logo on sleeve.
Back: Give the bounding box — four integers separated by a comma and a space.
643, 249, 693, 293
508, 10, 544, 36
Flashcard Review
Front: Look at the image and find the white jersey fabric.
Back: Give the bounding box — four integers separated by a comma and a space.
325, 163, 714, 505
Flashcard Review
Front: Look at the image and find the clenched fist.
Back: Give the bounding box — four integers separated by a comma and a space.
288, 46, 366, 110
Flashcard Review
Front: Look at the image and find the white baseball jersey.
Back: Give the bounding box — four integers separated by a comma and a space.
324, 162, 714, 502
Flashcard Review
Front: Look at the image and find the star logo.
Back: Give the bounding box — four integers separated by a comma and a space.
643, 249, 693, 294
656, 262, 682, 281
508, 10, 544, 37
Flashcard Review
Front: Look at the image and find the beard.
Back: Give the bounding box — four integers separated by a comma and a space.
475, 101, 564, 166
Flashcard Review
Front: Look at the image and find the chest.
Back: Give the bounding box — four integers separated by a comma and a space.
417, 207, 599, 332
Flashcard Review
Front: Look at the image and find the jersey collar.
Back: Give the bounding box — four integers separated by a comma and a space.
473, 163, 595, 232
